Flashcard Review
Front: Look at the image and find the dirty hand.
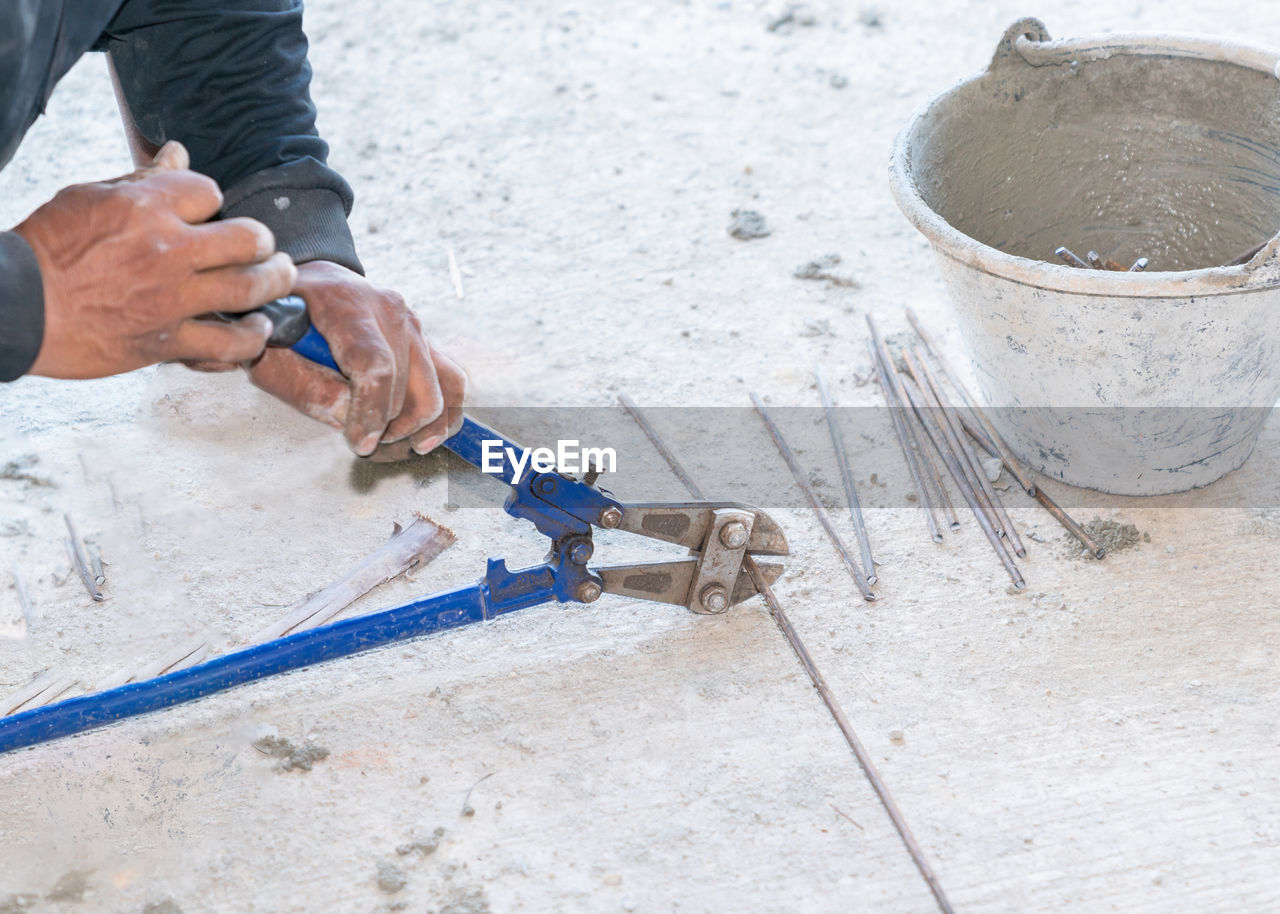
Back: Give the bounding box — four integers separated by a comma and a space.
14, 141, 294, 379
244, 260, 468, 461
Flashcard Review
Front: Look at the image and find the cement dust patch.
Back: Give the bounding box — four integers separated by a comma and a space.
45, 870, 89, 902
430, 887, 491, 914
1063, 518, 1150, 559
0, 456, 54, 489
1238, 508, 1280, 538
252, 734, 331, 772
142, 902, 182, 914
396, 827, 445, 858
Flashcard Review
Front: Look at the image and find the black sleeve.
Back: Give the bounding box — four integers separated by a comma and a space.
100, 0, 363, 273
0, 232, 45, 382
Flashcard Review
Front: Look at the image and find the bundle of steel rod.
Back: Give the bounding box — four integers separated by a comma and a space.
866, 312, 1105, 588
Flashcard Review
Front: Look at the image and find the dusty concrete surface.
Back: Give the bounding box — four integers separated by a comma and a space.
1, 1, 1278, 912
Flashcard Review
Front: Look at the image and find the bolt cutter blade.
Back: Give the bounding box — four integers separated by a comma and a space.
613, 503, 789, 556
732, 560, 784, 604
597, 559, 784, 608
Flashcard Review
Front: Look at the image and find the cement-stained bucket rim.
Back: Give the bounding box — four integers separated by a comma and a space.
888, 17, 1280, 300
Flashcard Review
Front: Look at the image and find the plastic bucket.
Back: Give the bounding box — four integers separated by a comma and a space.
888, 18, 1280, 495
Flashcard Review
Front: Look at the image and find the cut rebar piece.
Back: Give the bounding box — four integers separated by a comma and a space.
869, 341, 947, 540
959, 414, 998, 459
618, 395, 705, 499
620, 396, 955, 914
866, 317, 944, 543
900, 375, 1025, 589
815, 370, 877, 585
1060, 247, 1148, 271
1055, 246, 1090, 269
1033, 486, 1105, 559
961, 415, 1102, 560
447, 245, 464, 300
65, 539, 102, 603
88, 545, 106, 587
871, 348, 961, 533
912, 347, 1026, 558
2, 671, 78, 717
750, 393, 875, 601
905, 397, 962, 531
63, 514, 104, 602
11, 567, 32, 631
621, 398, 707, 500
871, 333, 961, 531
746, 558, 956, 914
251, 514, 456, 643
2, 671, 58, 717
904, 307, 1037, 496
131, 638, 211, 683
902, 348, 1001, 536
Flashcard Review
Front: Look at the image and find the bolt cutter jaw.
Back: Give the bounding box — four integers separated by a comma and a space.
587, 501, 788, 614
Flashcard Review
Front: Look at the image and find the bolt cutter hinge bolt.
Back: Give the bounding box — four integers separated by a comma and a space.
699, 583, 730, 613
720, 521, 749, 549
598, 506, 623, 528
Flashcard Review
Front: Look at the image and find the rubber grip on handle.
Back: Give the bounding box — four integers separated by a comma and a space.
245, 296, 341, 374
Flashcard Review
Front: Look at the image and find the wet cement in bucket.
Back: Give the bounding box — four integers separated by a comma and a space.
890, 19, 1280, 495
911, 47, 1280, 271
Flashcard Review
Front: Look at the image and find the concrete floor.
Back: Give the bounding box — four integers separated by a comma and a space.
1, 1, 1278, 911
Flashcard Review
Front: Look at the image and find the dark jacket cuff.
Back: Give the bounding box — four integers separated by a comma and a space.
0, 232, 45, 382
220, 158, 364, 275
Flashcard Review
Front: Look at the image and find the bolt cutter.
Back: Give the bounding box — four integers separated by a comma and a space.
0, 300, 787, 754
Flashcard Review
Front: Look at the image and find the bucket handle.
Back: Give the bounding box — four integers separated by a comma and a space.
988, 18, 1052, 69
990, 17, 1280, 80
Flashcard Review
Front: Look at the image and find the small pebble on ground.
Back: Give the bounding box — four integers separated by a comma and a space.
376, 861, 408, 894
794, 254, 859, 288
728, 209, 770, 240
397, 827, 446, 857
766, 5, 817, 32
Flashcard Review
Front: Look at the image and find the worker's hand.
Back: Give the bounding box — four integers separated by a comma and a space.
14, 141, 294, 379
243, 260, 468, 461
